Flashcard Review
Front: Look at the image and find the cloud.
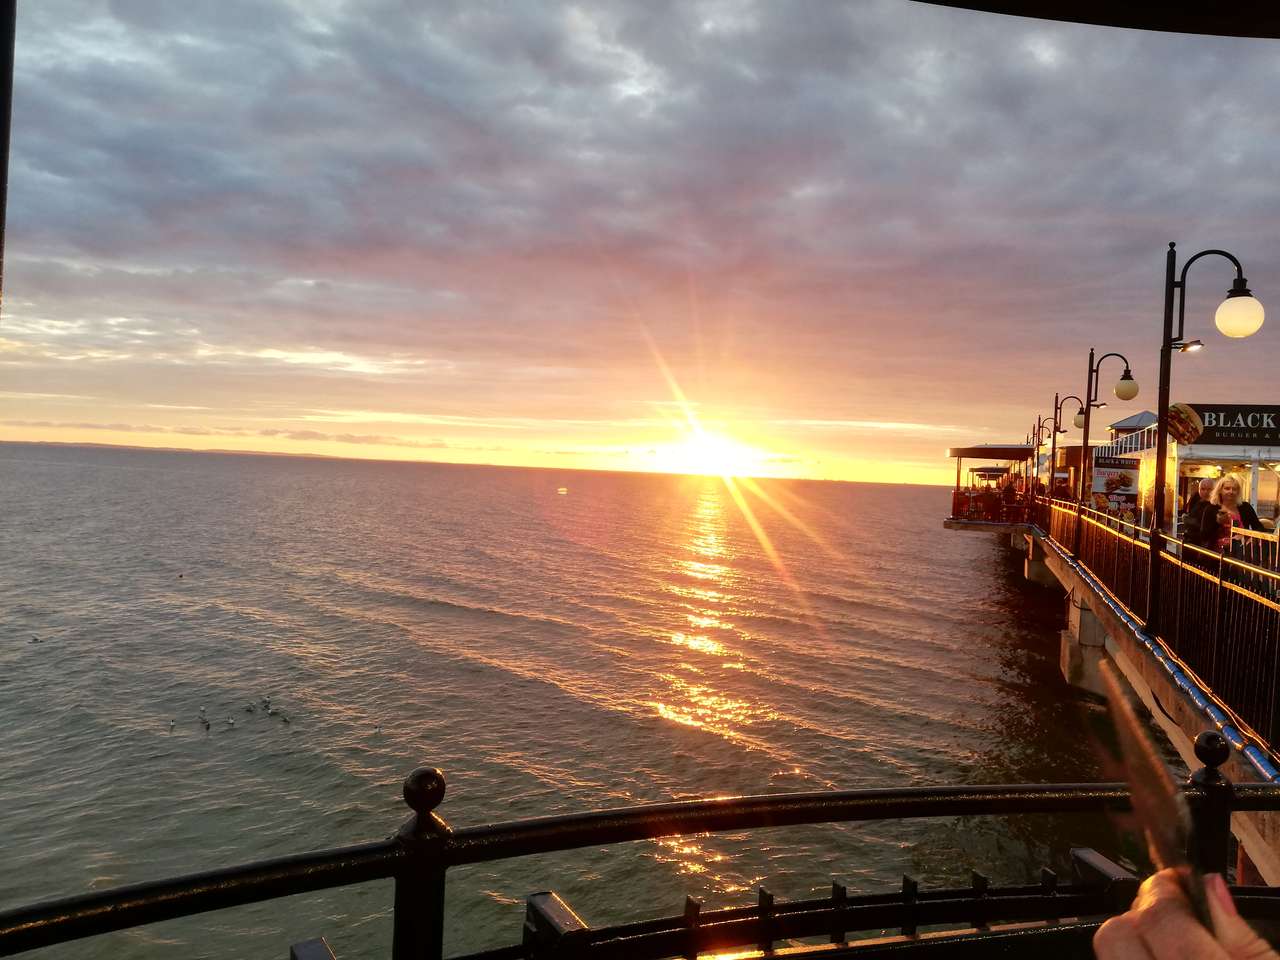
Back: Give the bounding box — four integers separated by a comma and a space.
7, 2, 1280, 477
3, 419, 449, 449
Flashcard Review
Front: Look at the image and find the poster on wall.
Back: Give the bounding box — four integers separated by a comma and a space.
1092, 455, 1139, 520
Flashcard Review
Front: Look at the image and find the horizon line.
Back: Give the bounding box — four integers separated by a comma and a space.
0, 438, 955, 488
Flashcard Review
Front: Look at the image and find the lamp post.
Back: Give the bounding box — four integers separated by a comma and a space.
1049, 392, 1083, 501
1032, 416, 1055, 504
1072, 349, 1138, 554
1022, 432, 1032, 499
1145, 242, 1265, 633
1077, 350, 1139, 501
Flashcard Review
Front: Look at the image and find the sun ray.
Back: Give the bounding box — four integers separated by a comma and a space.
733, 476, 843, 561
640, 332, 833, 643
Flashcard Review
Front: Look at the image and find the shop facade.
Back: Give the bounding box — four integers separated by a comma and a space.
1091, 404, 1280, 532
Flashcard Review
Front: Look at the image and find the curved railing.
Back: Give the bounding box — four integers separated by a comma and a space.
4, 741, 1279, 959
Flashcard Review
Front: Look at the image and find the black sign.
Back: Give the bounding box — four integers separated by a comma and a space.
1187, 404, 1280, 445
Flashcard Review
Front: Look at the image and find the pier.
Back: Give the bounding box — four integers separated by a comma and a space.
946, 463, 1280, 883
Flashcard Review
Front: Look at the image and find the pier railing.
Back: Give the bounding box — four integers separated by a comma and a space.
1030, 498, 1280, 748
4, 738, 1280, 960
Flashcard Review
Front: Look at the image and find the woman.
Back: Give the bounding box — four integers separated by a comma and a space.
1198, 474, 1264, 553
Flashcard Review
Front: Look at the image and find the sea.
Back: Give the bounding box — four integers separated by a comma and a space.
0, 442, 1131, 959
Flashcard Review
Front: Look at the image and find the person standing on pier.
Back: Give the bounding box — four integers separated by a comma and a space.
1199, 474, 1263, 554
1184, 477, 1216, 546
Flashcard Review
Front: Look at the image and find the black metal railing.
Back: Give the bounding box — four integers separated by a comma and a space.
1059, 499, 1149, 622
1028, 498, 1280, 748
3, 734, 1279, 959
1159, 543, 1280, 747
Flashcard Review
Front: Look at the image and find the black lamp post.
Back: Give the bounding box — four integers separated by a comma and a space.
1032, 416, 1055, 503
1049, 392, 1083, 500
1022, 432, 1032, 497
1072, 350, 1138, 553
1076, 351, 1138, 500
1145, 242, 1265, 633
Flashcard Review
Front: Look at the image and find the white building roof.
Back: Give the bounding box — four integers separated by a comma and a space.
1109, 410, 1157, 431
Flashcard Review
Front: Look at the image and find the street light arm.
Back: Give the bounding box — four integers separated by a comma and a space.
1178, 248, 1245, 285
1057, 394, 1084, 413
1175, 248, 1247, 343
1088, 352, 1133, 403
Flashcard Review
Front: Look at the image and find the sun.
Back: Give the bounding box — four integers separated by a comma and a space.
652, 429, 771, 478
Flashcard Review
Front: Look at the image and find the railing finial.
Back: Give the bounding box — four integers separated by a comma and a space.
403, 767, 447, 815
1193, 730, 1230, 771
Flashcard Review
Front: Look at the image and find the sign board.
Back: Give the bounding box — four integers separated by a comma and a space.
1173, 404, 1280, 445
1092, 455, 1139, 518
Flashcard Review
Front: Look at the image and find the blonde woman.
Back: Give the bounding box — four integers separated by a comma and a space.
1198, 473, 1263, 552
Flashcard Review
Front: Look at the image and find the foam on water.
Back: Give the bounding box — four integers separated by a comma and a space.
0, 444, 1121, 959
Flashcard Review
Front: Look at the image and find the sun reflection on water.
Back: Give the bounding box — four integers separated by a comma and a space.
654, 676, 776, 735
656, 484, 766, 740
678, 559, 730, 581
671, 632, 724, 656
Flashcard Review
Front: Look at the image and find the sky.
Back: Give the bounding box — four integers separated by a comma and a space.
4, 1, 1280, 485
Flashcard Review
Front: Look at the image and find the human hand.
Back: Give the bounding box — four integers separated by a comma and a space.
1094, 869, 1277, 958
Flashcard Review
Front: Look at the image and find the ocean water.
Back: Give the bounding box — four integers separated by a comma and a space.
0, 443, 1124, 959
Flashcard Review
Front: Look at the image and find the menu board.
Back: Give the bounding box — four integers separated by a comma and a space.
1092, 455, 1139, 519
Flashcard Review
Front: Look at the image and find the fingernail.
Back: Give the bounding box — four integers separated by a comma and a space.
1206, 873, 1238, 917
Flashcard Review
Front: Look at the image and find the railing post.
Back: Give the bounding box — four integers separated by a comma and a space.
683, 897, 701, 960
393, 768, 452, 960
1269, 609, 1280, 747
1212, 551, 1226, 681
291, 938, 338, 960
524, 892, 589, 959
1187, 731, 1233, 875
1127, 536, 1137, 611
1172, 542, 1185, 654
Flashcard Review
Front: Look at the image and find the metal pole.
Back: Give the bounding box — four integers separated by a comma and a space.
1187, 732, 1233, 875
393, 769, 451, 960
1031, 424, 1040, 511
1146, 244, 1178, 632
1075, 350, 1095, 555
1048, 394, 1060, 502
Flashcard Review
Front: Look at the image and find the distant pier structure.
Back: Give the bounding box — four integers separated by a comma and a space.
945, 437, 1280, 884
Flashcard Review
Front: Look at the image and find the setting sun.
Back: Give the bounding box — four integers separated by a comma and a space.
651, 430, 773, 478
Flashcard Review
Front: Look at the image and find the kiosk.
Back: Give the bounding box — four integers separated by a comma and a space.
1090, 404, 1280, 532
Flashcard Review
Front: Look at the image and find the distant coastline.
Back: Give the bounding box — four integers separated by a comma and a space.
0, 439, 952, 487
